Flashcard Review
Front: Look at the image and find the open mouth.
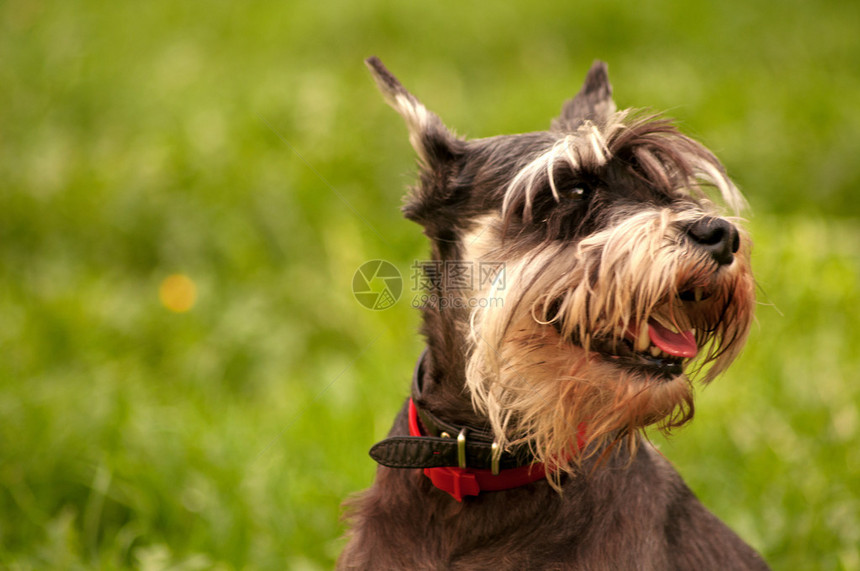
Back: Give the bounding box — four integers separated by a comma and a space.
616, 316, 696, 378
550, 287, 709, 379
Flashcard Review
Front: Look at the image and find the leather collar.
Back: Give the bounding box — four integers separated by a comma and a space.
369, 350, 550, 501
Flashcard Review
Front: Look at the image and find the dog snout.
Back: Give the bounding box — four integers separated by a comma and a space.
685, 217, 740, 266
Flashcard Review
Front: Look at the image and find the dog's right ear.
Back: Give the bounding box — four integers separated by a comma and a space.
551, 60, 617, 132
365, 57, 461, 169
365, 58, 467, 225
364, 56, 459, 169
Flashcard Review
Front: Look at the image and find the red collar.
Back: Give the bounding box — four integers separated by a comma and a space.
369, 350, 588, 502
408, 398, 550, 501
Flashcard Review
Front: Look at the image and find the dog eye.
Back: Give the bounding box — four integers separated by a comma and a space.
557, 183, 591, 201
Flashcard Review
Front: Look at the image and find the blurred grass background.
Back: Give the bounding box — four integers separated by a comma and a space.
1, 0, 858, 569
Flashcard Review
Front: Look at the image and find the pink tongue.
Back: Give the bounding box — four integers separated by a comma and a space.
648, 319, 697, 358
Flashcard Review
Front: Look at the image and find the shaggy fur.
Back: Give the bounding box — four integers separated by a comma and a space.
338, 57, 769, 570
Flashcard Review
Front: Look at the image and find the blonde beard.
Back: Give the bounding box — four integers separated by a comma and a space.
463, 206, 755, 487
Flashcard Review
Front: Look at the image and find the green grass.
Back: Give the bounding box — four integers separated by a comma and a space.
1, 0, 859, 569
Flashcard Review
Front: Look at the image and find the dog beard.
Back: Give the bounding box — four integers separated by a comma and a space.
464, 205, 755, 484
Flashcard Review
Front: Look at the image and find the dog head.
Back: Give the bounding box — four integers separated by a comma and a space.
367, 57, 755, 479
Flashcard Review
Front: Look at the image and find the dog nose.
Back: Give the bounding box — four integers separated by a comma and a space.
686, 217, 740, 266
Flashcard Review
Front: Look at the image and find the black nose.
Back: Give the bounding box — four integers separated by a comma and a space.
686, 217, 740, 266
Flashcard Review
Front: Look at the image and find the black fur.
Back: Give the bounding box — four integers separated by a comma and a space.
339, 58, 768, 570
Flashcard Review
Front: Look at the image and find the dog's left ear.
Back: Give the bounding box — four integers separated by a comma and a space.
365, 56, 462, 171
551, 60, 617, 132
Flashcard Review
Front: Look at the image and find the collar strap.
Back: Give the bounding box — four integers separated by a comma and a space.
368, 350, 555, 501
411, 398, 548, 501
368, 400, 548, 501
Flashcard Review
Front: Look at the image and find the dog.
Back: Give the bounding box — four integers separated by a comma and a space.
338, 57, 769, 570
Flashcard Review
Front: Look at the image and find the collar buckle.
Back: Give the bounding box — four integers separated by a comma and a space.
457, 429, 467, 469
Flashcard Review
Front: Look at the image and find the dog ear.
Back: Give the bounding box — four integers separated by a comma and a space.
366, 57, 467, 227
551, 60, 617, 132
365, 56, 462, 170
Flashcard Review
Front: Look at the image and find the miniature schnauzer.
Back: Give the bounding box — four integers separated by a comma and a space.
338, 57, 769, 570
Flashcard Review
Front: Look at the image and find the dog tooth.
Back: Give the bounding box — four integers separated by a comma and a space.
635, 321, 650, 352
649, 346, 661, 358
694, 287, 704, 302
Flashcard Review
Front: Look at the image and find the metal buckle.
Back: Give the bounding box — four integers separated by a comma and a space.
457, 429, 467, 469
491, 442, 500, 475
